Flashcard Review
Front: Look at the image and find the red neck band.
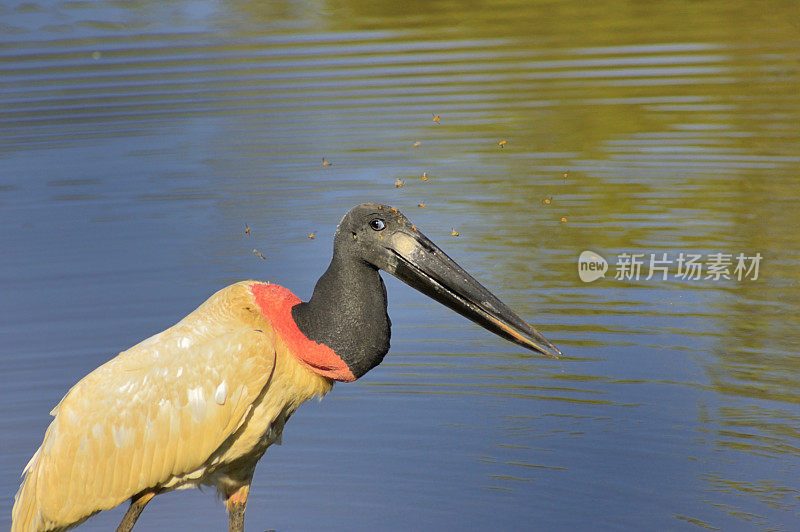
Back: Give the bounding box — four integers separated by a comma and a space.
250, 283, 355, 382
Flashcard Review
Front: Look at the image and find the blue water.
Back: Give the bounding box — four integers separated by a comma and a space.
2, 1, 800, 530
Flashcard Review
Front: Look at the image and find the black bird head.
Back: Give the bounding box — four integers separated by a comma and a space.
332, 202, 562, 360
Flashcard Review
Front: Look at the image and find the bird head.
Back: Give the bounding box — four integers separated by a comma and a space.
333, 202, 562, 359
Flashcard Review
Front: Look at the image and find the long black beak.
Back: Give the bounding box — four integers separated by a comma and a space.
380, 230, 562, 359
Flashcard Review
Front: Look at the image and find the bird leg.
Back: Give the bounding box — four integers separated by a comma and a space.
116, 490, 156, 532
226, 484, 250, 532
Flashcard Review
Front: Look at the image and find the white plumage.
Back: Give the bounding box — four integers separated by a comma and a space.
12, 281, 332, 532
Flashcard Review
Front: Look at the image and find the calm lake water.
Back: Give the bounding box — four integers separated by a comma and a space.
2, 1, 800, 530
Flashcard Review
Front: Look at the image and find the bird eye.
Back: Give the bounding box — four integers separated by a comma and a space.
369, 218, 386, 231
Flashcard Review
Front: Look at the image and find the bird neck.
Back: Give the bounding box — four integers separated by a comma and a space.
291, 252, 391, 380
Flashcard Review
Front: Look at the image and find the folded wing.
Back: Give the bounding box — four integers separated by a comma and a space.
13, 283, 276, 531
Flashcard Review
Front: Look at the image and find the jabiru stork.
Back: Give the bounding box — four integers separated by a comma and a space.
12, 203, 561, 532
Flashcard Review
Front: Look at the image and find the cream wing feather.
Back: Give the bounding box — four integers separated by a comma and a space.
13, 283, 277, 532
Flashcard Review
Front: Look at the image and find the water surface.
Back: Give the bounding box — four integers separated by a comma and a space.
2, 1, 799, 530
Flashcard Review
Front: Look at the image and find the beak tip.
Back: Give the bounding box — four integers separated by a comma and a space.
542, 345, 563, 359
520, 329, 563, 360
